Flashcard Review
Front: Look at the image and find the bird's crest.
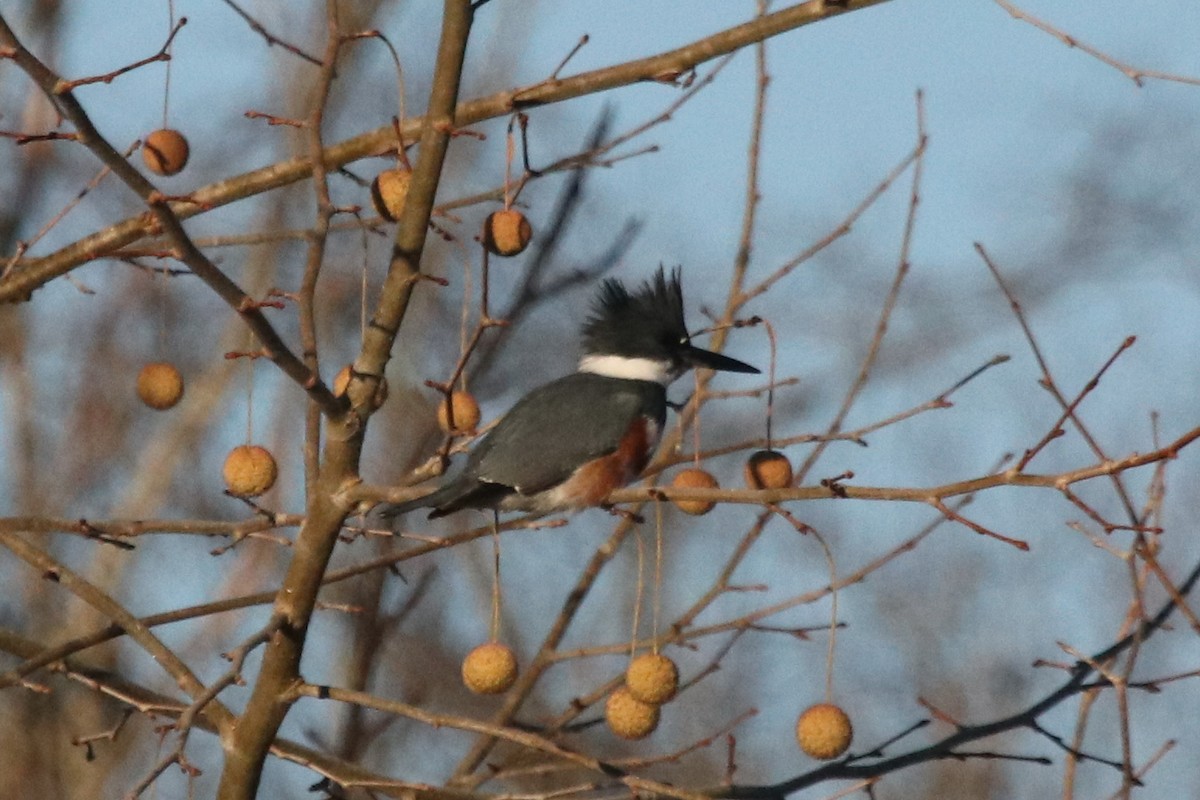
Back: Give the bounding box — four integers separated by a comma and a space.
581, 267, 688, 358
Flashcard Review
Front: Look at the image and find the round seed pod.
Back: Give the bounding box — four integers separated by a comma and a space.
136, 361, 184, 410
437, 390, 481, 435
625, 653, 679, 705
670, 468, 719, 516
370, 167, 412, 221
222, 445, 278, 497
605, 686, 660, 740
482, 209, 532, 256
461, 642, 518, 695
743, 449, 793, 490
796, 703, 853, 760
333, 365, 389, 409
142, 128, 190, 176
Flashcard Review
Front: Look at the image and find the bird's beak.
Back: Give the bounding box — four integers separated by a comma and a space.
684, 344, 760, 374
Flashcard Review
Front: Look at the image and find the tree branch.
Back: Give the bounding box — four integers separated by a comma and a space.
0, 0, 892, 304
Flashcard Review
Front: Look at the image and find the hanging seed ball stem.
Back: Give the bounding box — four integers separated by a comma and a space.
437, 390, 481, 435
670, 468, 719, 516
482, 209, 532, 256
222, 445, 278, 497
370, 167, 412, 222
605, 687, 660, 740
796, 703, 853, 760
744, 449, 794, 490
625, 653, 679, 705
136, 362, 184, 410
461, 642, 518, 694
142, 129, 190, 176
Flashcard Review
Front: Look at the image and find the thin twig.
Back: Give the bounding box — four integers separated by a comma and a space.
992, 0, 1200, 88
218, 0, 323, 65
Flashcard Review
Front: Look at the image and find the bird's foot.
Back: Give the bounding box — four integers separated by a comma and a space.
602, 504, 645, 524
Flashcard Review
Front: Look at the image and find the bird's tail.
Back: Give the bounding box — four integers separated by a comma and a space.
378, 479, 514, 521
377, 484, 461, 521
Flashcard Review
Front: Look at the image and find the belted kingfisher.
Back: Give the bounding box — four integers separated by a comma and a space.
381, 267, 758, 519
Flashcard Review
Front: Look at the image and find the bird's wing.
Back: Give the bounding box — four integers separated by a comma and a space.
468, 373, 663, 495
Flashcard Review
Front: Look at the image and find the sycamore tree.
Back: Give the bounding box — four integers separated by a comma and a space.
2, 2, 1200, 799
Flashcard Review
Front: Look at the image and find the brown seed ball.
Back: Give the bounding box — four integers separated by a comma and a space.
437, 390, 481, 435
482, 209, 533, 257
605, 686, 660, 740
333, 365, 389, 409
370, 167, 412, 222
670, 468, 719, 516
222, 445, 278, 497
136, 361, 184, 410
744, 449, 794, 490
625, 653, 679, 706
796, 703, 853, 760
461, 642, 518, 695
142, 128, 190, 176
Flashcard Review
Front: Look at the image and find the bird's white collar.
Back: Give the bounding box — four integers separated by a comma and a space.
579, 354, 674, 385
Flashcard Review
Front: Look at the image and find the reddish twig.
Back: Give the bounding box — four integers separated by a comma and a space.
993, 0, 1200, 88
218, 0, 323, 65
59, 17, 187, 91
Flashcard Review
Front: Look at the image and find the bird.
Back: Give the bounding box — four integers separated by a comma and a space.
381, 267, 759, 520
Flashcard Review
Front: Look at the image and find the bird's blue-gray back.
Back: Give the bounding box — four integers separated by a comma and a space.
467, 372, 666, 494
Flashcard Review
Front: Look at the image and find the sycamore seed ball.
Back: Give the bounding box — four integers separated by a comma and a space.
625, 653, 679, 706
222, 445, 278, 497
605, 687, 660, 740
370, 167, 412, 222
744, 449, 794, 490
136, 361, 184, 410
482, 209, 533, 257
333, 365, 389, 409
670, 468, 719, 516
437, 390, 481, 435
461, 642, 518, 694
142, 128, 190, 176
796, 703, 853, 760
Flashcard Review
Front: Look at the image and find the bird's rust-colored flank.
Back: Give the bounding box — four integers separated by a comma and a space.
551, 417, 654, 508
